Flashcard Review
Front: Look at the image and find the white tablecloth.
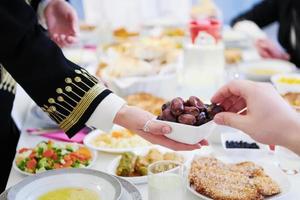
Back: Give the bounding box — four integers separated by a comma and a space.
6, 102, 300, 200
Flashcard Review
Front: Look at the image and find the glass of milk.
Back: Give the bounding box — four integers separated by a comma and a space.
180, 32, 225, 100
148, 161, 186, 200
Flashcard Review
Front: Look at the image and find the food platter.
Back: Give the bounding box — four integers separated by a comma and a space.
106, 145, 193, 184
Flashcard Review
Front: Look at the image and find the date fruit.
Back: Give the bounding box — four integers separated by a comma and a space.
158, 96, 224, 126
162, 102, 171, 111
184, 106, 200, 117
178, 114, 196, 125
170, 97, 184, 116
188, 96, 204, 109
161, 108, 177, 122
207, 103, 225, 119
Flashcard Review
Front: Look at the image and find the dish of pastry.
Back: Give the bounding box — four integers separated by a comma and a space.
125, 93, 165, 116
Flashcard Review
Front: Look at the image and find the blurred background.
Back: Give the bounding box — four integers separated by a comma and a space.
69, 0, 278, 44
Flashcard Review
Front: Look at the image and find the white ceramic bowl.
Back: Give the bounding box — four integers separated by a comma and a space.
271, 73, 300, 94
154, 120, 216, 145
8, 169, 122, 200
239, 59, 296, 81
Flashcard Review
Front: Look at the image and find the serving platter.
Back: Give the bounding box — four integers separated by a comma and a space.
106, 145, 194, 184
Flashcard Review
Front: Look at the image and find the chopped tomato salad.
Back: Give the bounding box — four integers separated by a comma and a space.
15, 140, 93, 174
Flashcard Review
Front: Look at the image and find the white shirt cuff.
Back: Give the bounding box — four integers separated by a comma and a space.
86, 93, 127, 132
233, 20, 267, 40
37, 0, 51, 28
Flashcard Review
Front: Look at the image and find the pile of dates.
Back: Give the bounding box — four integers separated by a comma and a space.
157, 96, 224, 126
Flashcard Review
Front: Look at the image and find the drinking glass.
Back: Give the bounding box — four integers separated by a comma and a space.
274, 146, 300, 175
148, 160, 186, 200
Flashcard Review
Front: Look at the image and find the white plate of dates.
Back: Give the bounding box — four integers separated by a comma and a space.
155, 96, 224, 145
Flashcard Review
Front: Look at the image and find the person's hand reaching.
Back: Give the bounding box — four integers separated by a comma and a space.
113, 105, 204, 151
255, 39, 290, 60
211, 80, 300, 154
44, 0, 78, 47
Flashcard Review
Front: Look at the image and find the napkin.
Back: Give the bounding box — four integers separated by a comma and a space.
27, 127, 91, 143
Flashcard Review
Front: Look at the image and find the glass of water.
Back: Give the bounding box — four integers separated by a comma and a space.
148, 160, 186, 200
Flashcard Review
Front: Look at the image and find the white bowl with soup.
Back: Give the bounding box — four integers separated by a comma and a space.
8, 169, 122, 200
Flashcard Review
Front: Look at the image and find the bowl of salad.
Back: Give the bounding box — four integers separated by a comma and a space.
13, 140, 97, 175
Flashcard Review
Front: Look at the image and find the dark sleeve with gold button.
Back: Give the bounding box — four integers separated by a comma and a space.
0, 0, 112, 137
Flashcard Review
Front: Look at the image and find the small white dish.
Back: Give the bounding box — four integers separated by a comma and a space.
220, 132, 269, 156
239, 59, 296, 81
154, 120, 216, 145
271, 73, 300, 94
8, 169, 122, 200
106, 145, 193, 184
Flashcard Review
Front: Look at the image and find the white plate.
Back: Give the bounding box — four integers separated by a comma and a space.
106, 145, 194, 184
83, 127, 152, 154
271, 73, 300, 94
239, 59, 296, 81
13, 142, 97, 176
220, 131, 270, 156
187, 157, 291, 200
8, 168, 122, 200
154, 120, 216, 145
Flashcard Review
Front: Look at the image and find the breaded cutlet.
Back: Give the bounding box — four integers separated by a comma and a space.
189, 157, 281, 200
253, 175, 281, 196
229, 161, 264, 178
189, 159, 263, 200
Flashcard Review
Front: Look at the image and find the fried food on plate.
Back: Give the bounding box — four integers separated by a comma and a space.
189, 157, 281, 200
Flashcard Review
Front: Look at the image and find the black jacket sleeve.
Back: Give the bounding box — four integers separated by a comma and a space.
28, 0, 41, 11
0, 0, 111, 137
28, 0, 69, 11
231, 0, 279, 28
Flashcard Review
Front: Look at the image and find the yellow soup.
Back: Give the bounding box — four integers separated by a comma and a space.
38, 188, 100, 200
249, 68, 279, 75
278, 77, 300, 84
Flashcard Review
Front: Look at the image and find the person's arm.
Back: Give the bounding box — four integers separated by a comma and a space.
32, 0, 78, 47
211, 80, 300, 155
0, 0, 201, 151
0, 0, 115, 137
231, 0, 279, 28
